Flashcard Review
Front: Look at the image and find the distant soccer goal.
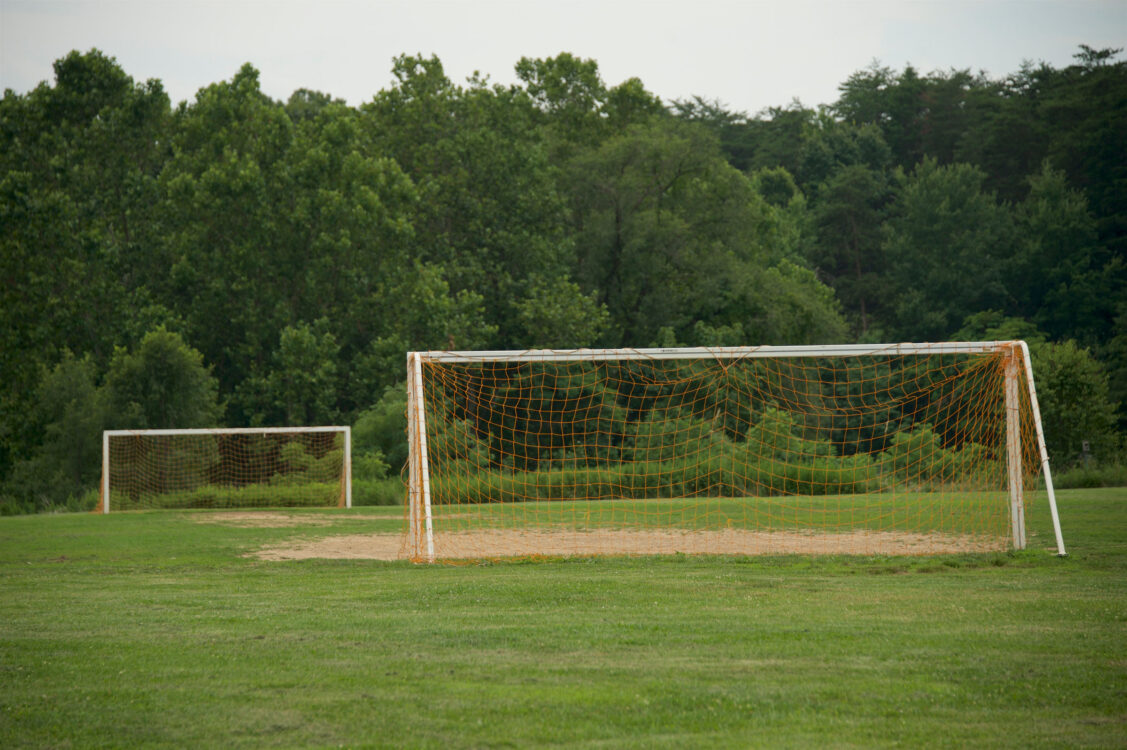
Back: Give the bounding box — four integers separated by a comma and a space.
99, 427, 351, 512
405, 343, 1065, 562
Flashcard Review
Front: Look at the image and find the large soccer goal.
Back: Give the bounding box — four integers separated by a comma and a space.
405, 342, 1065, 562
99, 426, 352, 512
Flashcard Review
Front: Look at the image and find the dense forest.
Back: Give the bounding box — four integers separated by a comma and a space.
1, 46, 1124, 512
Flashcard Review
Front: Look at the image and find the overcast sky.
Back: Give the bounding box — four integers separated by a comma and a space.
2, 0, 1124, 115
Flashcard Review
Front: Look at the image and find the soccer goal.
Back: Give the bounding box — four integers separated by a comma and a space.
99, 426, 351, 512
405, 343, 1065, 562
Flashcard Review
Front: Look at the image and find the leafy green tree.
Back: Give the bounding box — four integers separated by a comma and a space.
953, 310, 1047, 346
159, 64, 417, 419
0, 354, 108, 512
353, 384, 409, 475
515, 52, 609, 146
0, 49, 171, 479
565, 118, 727, 343
566, 117, 844, 346
517, 52, 666, 151
882, 424, 946, 486
285, 88, 344, 124
351, 261, 497, 405
746, 167, 809, 267
1, 50, 170, 257
1101, 301, 1127, 431
829, 49, 1124, 347
29, 354, 107, 481
155, 64, 298, 404
883, 159, 1016, 340
914, 69, 985, 165
953, 62, 1052, 202
805, 164, 891, 335
796, 115, 892, 194
603, 77, 666, 131
952, 48, 1126, 257
749, 166, 802, 209
744, 406, 835, 462
743, 103, 815, 176
0, 174, 86, 477
690, 260, 846, 347
1034, 340, 1119, 467
1043, 48, 1127, 258
834, 63, 928, 167
364, 55, 573, 346
1012, 162, 1122, 345
515, 275, 611, 349
280, 99, 418, 406
670, 97, 757, 171
104, 327, 221, 429
241, 320, 341, 426
953, 313, 1118, 465
622, 412, 730, 464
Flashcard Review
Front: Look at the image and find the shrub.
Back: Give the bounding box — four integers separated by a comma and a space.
104, 327, 221, 430
1033, 340, 1118, 468
353, 384, 409, 472
352, 478, 404, 506
108, 481, 347, 510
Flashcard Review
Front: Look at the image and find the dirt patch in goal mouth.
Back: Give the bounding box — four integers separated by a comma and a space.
250, 527, 1006, 561
192, 511, 339, 528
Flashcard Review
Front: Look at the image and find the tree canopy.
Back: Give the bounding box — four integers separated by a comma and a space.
2, 46, 1125, 510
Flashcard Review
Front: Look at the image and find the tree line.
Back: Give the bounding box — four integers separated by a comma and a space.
1, 47, 1123, 512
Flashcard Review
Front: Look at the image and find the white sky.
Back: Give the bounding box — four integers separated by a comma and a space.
1, 0, 1124, 115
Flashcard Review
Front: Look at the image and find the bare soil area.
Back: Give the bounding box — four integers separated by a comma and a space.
192, 511, 371, 528
251, 527, 1005, 561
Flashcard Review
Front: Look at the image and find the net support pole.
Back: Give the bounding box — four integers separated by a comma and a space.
1019, 342, 1067, 556
101, 430, 110, 514
1004, 350, 1026, 550
408, 352, 435, 563
343, 426, 352, 509
407, 360, 421, 559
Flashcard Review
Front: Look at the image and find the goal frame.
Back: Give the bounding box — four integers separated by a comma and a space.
99, 425, 352, 513
406, 342, 1066, 562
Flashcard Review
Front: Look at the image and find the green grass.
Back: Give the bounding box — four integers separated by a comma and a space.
1, 492, 1125, 748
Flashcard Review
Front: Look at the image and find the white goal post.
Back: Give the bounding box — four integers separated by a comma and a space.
406, 342, 1066, 562
99, 426, 352, 512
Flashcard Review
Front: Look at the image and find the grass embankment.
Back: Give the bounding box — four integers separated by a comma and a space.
0, 491, 1124, 748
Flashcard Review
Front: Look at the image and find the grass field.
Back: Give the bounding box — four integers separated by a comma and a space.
426, 490, 1015, 533
1, 490, 1125, 748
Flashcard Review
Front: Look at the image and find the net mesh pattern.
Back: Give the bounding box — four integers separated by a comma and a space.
103, 431, 347, 511
407, 348, 1042, 560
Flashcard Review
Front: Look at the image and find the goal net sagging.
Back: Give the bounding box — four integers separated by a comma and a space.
406, 343, 1065, 561
99, 427, 352, 512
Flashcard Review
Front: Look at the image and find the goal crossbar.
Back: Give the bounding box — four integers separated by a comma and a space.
415, 341, 1013, 363
102, 426, 351, 437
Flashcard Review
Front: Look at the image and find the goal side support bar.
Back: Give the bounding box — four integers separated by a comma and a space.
98, 426, 352, 513
1005, 351, 1026, 550
407, 353, 436, 563
1018, 342, 1067, 556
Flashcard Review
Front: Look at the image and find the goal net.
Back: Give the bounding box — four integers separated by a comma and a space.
405, 343, 1065, 561
99, 427, 351, 512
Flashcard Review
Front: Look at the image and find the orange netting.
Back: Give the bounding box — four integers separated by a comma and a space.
100, 430, 348, 511
406, 347, 1044, 560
